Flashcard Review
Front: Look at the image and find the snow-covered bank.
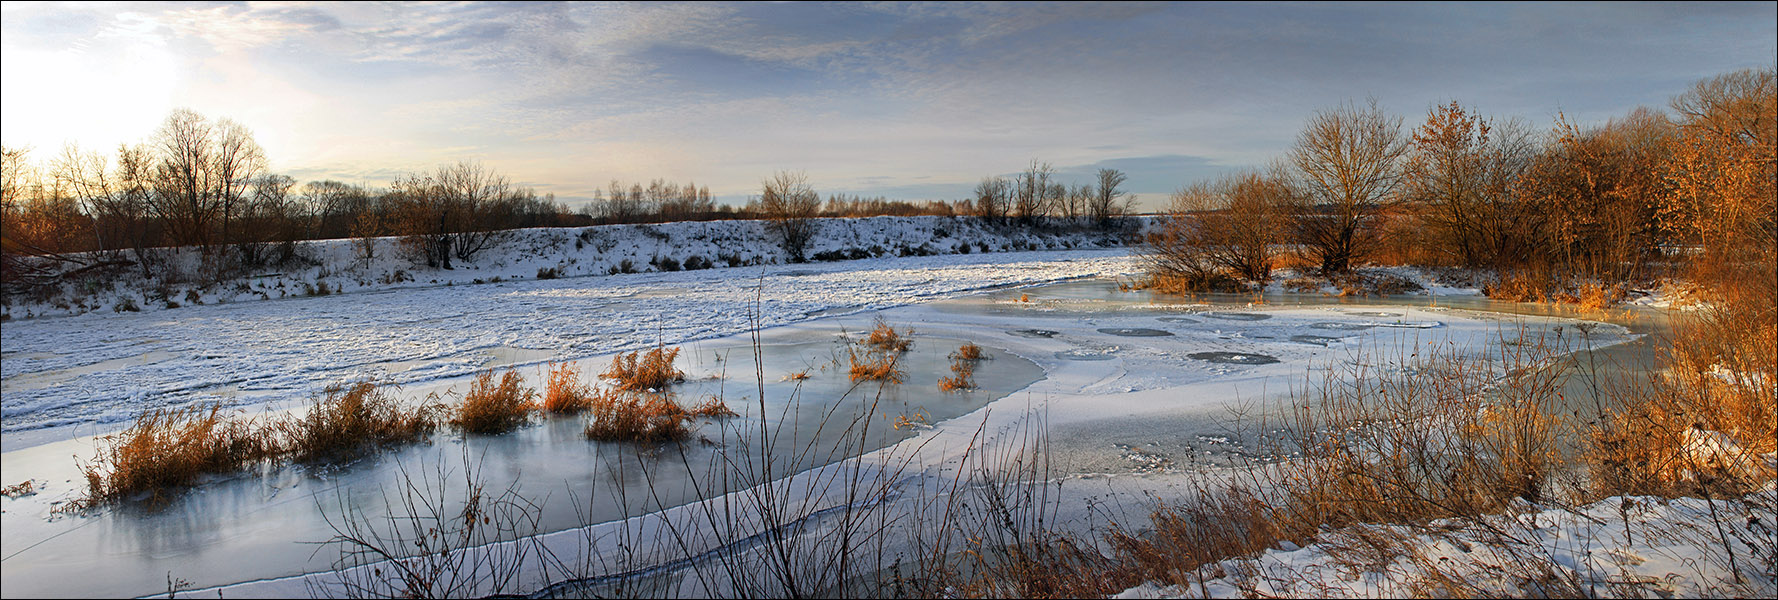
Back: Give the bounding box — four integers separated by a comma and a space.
1115, 485, 1777, 599
0, 215, 1136, 321
0, 247, 1136, 443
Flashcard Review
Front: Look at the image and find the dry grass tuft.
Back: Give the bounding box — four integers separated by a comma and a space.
584, 389, 731, 443
1107, 486, 1289, 585
687, 395, 738, 418
939, 342, 988, 392
452, 370, 537, 435
1, 480, 37, 498
863, 318, 914, 353
602, 346, 684, 392
79, 402, 283, 508
1482, 269, 1553, 303
848, 346, 905, 383
542, 362, 595, 415
284, 381, 442, 464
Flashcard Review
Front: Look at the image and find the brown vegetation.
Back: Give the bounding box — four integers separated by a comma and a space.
848, 346, 905, 384
939, 342, 987, 392
452, 370, 537, 435
282, 381, 441, 463
583, 389, 732, 443
79, 402, 282, 507
541, 362, 594, 415
1, 480, 37, 498
1145, 169, 1294, 289
862, 318, 913, 353
601, 346, 684, 392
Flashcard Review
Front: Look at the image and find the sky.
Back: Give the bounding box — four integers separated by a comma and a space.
3, 1, 1774, 211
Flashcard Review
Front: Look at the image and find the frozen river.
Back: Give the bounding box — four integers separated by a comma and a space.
0, 249, 1660, 598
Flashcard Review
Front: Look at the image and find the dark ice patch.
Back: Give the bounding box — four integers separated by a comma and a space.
1097, 328, 1174, 337
1290, 335, 1346, 346
1188, 352, 1281, 365
1009, 329, 1061, 339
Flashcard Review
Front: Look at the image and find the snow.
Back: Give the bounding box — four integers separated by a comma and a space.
1, 216, 1138, 445
4, 217, 1732, 599
1112, 485, 1777, 599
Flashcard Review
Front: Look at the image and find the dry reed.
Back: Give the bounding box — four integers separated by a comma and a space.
79, 402, 282, 507
601, 346, 684, 392
542, 362, 594, 415
583, 389, 731, 443
453, 370, 537, 435
283, 381, 442, 463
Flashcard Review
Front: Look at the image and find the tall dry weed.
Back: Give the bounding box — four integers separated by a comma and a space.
1588, 300, 1776, 497
284, 381, 441, 464
79, 402, 282, 507
453, 370, 537, 435
601, 346, 684, 392
541, 362, 594, 415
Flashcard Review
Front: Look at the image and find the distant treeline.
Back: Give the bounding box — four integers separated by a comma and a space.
0, 114, 1138, 287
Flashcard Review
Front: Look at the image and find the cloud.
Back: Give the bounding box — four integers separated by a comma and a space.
3, 1, 1772, 209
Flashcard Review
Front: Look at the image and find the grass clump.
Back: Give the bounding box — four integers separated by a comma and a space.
848, 346, 905, 383
583, 390, 732, 443
541, 362, 594, 415
850, 319, 913, 383
452, 369, 537, 435
79, 402, 282, 508
1587, 302, 1776, 497
863, 318, 913, 352
2, 480, 37, 498
602, 346, 684, 392
283, 381, 442, 464
939, 342, 988, 392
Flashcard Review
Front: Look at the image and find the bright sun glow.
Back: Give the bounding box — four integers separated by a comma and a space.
0, 40, 178, 154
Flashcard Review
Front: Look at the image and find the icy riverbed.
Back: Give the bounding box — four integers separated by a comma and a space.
1, 250, 1658, 598
0, 249, 1132, 448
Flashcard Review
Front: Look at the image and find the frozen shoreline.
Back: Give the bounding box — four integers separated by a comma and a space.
2, 247, 1679, 598
176, 278, 1643, 598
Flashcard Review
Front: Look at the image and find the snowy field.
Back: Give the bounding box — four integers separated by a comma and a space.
7, 238, 1757, 600
0, 248, 1132, 447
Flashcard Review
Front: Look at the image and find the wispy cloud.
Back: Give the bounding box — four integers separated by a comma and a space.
3, 1, 1772, 208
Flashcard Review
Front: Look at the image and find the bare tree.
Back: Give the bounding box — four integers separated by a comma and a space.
972, 176, 1010, 222
144, 109, 265, 259
436, 161, 516, 262
1663, 67, 1776, 282
759, 170, 821, 262
1090, 168, 1135, 227
212, 118, 266, 256
1013, 160, 1054, 224
1145, 169, 1292, 289
390, 161, 519, 269
1288, 99, 1409, 274
150, 109, 219, 249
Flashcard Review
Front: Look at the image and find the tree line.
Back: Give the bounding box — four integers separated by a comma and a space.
1145, 67, 1774, 301
2, 110, 1138, 289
